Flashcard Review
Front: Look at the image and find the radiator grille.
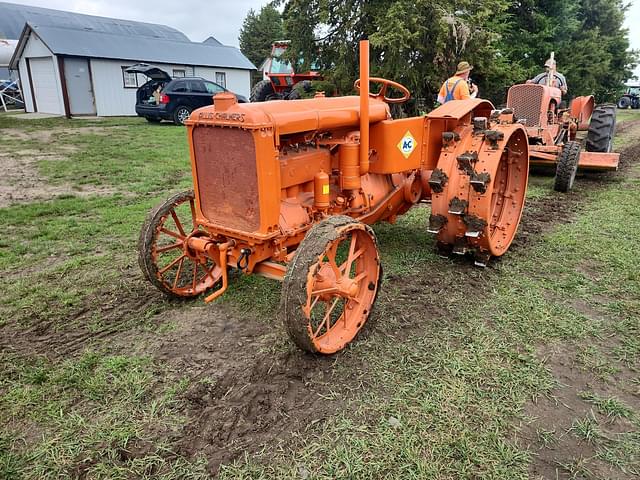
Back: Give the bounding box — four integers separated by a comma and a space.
507, 85, 544, 127
192, 127, 260, 232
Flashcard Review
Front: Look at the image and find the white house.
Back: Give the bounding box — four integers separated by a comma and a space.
2, 2, 255, 116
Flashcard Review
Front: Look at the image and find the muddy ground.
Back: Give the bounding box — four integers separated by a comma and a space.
0, 126, 125, 207
2, 132, 639, 477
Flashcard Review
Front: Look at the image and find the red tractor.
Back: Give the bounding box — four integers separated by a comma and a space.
505, 58, 618, 192
250, 41, 323, 102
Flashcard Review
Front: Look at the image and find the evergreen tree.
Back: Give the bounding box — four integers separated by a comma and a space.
277, 0, 636, 105
239, 3, 284, 69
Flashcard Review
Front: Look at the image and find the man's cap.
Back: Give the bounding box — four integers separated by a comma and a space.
455, 61, 473, 75
544, 59, 556, 68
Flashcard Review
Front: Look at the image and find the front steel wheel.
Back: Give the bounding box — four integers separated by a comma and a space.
138, 190, 222, 297
281, 216, 381, 354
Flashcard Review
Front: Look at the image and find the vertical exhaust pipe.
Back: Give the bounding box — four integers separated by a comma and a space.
359, 39, 370, 175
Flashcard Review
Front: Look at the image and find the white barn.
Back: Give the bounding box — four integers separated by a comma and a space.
3, 2, 255, 116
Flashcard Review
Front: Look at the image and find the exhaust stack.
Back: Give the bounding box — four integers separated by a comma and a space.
359, 39, 370, 175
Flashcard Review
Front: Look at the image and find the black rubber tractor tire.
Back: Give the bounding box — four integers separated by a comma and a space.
173, 106, 192, 125
585, 104, 616, 153
145, 116, 161, 123
287, 88, 301, 100
617, 96, 631, 109
554, 141, 581, 193
250, 79, 275, 102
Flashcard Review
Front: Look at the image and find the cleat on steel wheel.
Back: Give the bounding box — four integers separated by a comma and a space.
474, 250, 491, 267
448, 197, 468, 215
428, 214, 447, 234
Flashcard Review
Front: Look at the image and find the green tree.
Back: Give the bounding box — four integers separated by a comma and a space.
282, 0, 520, 106
505, 0, 636, 102
239, 3, 284, 69
279, 0, 636, 106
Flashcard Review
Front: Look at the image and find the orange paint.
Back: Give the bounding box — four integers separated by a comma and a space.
141, 40, 533, 354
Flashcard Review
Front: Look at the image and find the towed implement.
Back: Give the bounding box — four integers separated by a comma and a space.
505, 59, 618, 192
139, 41, 529, 354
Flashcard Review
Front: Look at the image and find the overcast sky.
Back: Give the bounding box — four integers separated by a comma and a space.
8, 0, 640, 78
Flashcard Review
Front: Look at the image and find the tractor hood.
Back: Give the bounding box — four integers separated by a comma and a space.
189, 94, 390, 135
125, 64, 171, 81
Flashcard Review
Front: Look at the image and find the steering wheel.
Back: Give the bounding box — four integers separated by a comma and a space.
353, 77, 411, 104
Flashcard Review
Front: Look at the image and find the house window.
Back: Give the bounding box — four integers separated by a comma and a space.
173, 69, 186, 78
215, 72, 226, 88
122, 67, 138, 88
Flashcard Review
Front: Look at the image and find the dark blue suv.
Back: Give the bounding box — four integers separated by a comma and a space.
127, 65, 248, 125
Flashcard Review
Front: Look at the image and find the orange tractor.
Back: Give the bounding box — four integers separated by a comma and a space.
139, 40, 530, 354
250, 41, 323, 102
505, 55, 618, 192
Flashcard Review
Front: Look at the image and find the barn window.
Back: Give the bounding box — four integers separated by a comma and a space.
215, 72, 226, 88
122, 67, 138, 88
173, 69, 186, 78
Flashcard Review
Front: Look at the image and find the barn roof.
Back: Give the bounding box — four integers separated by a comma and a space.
2, 2, 255, 70
0, 1, 188, 41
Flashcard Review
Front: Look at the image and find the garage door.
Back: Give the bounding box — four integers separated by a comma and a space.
29, 57, 63, 114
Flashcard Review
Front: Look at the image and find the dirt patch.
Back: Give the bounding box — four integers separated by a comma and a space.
142, 306, 339, 474
0, 265, 155, 358
0, 153, 124, 206
512, 141, 640, 253
515, 341, 639, 479
615, 118, 640, 135
2, 126, 115, 143
0, 125, 129, 206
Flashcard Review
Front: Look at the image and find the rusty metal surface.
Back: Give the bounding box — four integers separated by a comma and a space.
507, 84, 544, 127
577, 151, 620, 170
193, 127, 260, 232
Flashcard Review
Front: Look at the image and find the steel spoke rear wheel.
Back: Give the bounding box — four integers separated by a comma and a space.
138, 190, 221, 297
281, 216, 381, 354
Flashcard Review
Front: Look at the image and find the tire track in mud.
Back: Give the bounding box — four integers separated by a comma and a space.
2, 138, 638, 476
114, 303, 342, 474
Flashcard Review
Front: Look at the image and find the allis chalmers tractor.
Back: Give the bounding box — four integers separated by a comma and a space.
505, 56, 618, 192
250, 41, 323, 102
139, 40, 530, 354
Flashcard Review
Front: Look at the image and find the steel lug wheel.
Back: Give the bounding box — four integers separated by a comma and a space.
138, 190, 222, 297
281, 216, 381, 354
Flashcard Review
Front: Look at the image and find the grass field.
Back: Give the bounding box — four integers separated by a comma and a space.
1, 108, 639, 479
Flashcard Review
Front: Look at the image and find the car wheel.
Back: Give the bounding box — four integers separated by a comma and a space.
173, 106, 192, 125
145, 117, 161, 123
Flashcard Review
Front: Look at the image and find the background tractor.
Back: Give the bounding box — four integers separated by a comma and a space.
617, 85, 640, 109
505, 56, 618, 192
139, 40, 530, 355
251, 41, 323, 102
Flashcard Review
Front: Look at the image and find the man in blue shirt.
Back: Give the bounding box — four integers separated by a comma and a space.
528, 58, 568, 94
